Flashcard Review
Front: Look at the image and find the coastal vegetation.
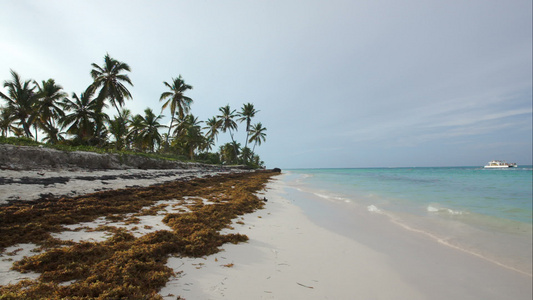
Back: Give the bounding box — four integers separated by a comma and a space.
0, 171, 277, 299
0, 54, 267, 168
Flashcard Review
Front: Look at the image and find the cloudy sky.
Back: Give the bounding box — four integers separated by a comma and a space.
1, 0, 531, 168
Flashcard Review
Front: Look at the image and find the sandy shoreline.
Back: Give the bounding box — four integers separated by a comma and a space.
168, 173, 532, 299
1, 168, 531, 299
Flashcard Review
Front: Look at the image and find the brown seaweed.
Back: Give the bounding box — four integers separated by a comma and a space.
0, 171, 277, 299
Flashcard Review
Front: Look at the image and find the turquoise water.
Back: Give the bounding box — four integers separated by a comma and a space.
282, 166, 532, 275
288, 166, 532, 224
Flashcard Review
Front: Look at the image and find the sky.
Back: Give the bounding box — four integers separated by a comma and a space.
1, 0, 531, 169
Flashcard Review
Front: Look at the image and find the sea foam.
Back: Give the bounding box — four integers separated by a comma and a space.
427, 205, 467, 215
367, 205, 382, 213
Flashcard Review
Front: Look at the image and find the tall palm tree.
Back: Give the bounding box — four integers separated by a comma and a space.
217, 105, 238, 143
0, 70, 36, 138
236, 103, 259, 149
137, 108, 166, 153
203, 116, 221, 142
159, 75, 193, 145
217, 105, 238, 159
34, 78, 67, 136
248, 122, 267, 153
90, 53, 133, 116
60, 87, 102, 144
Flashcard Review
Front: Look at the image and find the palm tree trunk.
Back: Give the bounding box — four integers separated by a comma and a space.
166, 118, 174, 150
21, 120, 32, 138
229, 130, 239, 160
244, 120, 250, 149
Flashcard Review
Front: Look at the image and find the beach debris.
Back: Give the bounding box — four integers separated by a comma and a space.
221, 263, 234, 268
297, 282, 314, 289
0, 171, 279, 299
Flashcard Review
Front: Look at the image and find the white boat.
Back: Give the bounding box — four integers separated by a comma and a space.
484, 160, 518, 168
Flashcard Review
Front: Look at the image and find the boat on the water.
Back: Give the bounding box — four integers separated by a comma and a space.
484, 160, 518, 168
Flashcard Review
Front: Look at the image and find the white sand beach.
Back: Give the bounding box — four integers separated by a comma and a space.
1, 170, 531, 299
160, 173, 532, 300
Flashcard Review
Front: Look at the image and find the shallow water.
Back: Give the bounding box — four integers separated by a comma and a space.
282, 167, 533, 276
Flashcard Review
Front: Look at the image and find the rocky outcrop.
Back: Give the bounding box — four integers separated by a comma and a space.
0, 144, 244, 171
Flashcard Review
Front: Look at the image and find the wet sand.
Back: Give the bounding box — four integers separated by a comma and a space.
167, 173, 532, 299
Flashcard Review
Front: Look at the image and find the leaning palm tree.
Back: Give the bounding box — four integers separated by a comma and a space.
248, 122, 267, 153
60, 87, 102, 144
159, 75, 193, 146
0, 70, 36, 138
236, 103, 259, 149
137, 108, 166, 153
90, 53, 133, 116
34, 78, 67, 137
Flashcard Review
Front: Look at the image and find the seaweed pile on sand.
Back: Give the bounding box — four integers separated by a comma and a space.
0, 171, 277, 299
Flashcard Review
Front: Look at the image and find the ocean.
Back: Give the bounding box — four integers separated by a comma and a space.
281, 166, 533, 275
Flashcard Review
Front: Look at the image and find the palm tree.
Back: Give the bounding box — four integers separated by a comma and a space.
217, 105, 239, 159
159, 75, 193, 146
90, 53, 133, 116
236, 103, 259, 149
60, 87, 102, 144
137, 108, 166, 153
200, 136, 215, 153
41, 125, 65, 145
0, 70, 36, 138
0, 107, 17, 137
108, 108, 131, 150
34, 78, 67, 137
173, 114, 203, 159
127, 114, 145, 151
203, 116, 221, 142
219, 142, 241, 165
248, 122, 267, 153
240, 146, 253, 165
217, 104, 238, 143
